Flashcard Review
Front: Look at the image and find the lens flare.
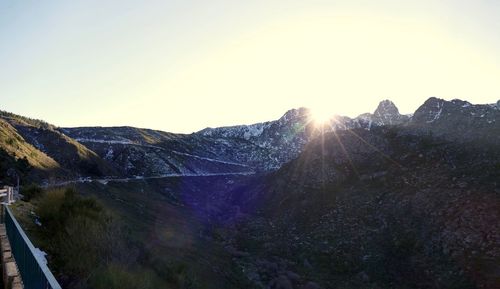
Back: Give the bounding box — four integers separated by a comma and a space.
309, 106, 334, 126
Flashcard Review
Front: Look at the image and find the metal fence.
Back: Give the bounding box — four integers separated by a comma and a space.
3, 205, 62, 289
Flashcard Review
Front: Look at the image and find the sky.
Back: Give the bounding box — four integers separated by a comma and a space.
1, 0, 499, 133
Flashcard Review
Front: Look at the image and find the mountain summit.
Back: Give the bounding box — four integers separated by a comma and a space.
374, 99, 400, 119
1, 97, 497, 182
371, 99, 409, 125
374, 99, 399, 115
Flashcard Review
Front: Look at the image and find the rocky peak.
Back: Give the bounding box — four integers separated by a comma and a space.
412, 97, 446, 123
411, 97, 489, 124
411, 97, 500, 144
374, 100, 400, 117
368, 100, 408, 126
278, 107, 310, 124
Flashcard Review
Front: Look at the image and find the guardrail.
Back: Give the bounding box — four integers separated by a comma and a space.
3, 205, 62, 289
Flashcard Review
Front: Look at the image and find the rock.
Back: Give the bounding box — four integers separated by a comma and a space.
302, 281, 322, 289
286, 270, 301, 282
372, 100, 408, 125
303, 259, 313, 269
268, 275, 293, 289
258, 260, 280, 273
224, 245, 249, 257
357, 271, 370, 282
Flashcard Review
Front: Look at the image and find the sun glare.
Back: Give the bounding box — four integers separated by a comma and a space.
310, 106, 334, 126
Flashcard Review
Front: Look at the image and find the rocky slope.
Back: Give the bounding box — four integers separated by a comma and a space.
86, 117, 499, 289
3, 97, 499, 289
3, 97, 498, 183
59, 126, 265, 176
410, 97, 500, 145
61, 100, 410, 176
206, 126, 500, 289
0, 110, 112, 182
197, 101, 412, 169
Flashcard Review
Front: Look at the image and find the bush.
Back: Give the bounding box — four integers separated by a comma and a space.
36, 189, 106, 275
89, 264, 160, 289
0, 149, 30, 184
21, 184, 44, 201
35, 188, 139, 288
6, 138, 16, 146
149, 257, 199, 289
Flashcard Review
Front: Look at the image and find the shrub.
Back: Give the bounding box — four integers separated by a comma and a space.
33, 187, 183, 289
21, 184, 44, 201
35, 188, 136, 288
149, 257, 199, 289
88, 264, 160, 289
6, 138, 16, 146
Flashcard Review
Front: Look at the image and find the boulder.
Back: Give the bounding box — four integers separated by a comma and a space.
268, 275, 293, 289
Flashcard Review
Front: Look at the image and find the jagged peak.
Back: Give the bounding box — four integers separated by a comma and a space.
419, 97, 500, 110
279, 107, 310, 122
374, 99, 400, 116
416, 97, 479, 113
421, 96, 445, 106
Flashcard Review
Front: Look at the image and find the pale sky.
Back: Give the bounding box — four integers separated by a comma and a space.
1, 0, 499, 133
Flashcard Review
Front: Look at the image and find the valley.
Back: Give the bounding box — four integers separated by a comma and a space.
1, 98, 499, 289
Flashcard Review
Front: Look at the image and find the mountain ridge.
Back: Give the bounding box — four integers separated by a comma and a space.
2, 97, 499, 289
1, 97, 498, 184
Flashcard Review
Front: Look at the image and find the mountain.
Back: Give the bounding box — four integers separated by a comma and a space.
373, 99, 410, 125
198, 100, 411, 169
3, 97, 499, 289
62, 101, 408, 177
0, 110, 114, 182
353, 99, 410, 129
59, 126, 257, 177
0, 117, 59, 171
410, 97, 500, 145
206, 126, 500, 289
3, 97, 498, 183
61, 97, 499, 289
0, 117, 60, 183
198, 107, 315, 169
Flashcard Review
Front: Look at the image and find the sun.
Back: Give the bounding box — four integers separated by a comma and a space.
309, 106, 334, 126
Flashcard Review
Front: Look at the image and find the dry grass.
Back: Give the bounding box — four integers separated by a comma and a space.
0, 119, 59, 170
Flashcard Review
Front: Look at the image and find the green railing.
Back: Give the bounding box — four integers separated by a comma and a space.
3, 205, 62, 289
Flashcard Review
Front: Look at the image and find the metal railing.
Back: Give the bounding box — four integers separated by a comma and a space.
3, 205, 62, 289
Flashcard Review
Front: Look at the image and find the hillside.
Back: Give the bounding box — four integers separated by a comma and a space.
65, 118, 500, 289
0, 118, 59, 171
3, 97, 499, 289
4, 97, 491, 183
0, 118, 60, 183
0, 110, 115, 182
60, 126, 259, 176
410, 97, 500, 145
60, 99, 414, 177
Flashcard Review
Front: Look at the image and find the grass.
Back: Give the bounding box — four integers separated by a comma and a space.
12, 188, 166, 289
71, 177, 254, 289
0, 110, 116, 179
0, 110, 52, 130
0, 119, 59, 170
11, 179, 249, 289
